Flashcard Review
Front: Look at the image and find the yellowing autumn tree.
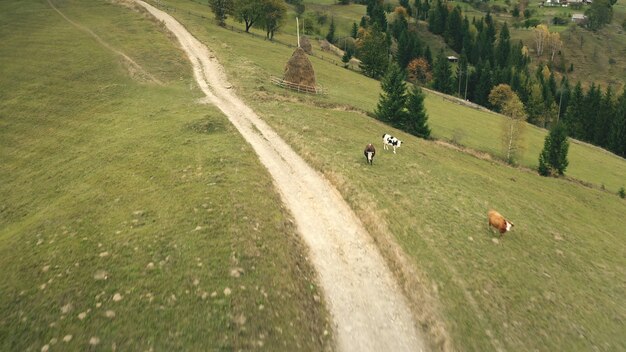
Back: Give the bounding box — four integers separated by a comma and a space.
489, 84, 528, 164
548, 32, 562, 62
533, 24, 549, 57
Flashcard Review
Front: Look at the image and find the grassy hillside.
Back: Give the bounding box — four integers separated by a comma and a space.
151, 1, 625, 350
0, 1, 332, 351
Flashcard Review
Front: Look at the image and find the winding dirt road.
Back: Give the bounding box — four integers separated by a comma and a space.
135, 1, 425, 351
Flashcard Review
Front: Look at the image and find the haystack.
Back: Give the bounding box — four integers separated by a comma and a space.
283, 47, 316, 87
300, 36, 313, 54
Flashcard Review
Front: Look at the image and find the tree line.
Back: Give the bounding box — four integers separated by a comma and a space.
352, 0, 625, 158
208, 0, 625, 159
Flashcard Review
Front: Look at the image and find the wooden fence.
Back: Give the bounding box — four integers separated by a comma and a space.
270, 76, 326, 95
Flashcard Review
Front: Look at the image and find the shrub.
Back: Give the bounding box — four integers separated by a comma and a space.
619, 187, 626, 199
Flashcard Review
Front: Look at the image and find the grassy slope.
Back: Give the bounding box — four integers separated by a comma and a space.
0, 1, 332, 351
154, 1, 625, 351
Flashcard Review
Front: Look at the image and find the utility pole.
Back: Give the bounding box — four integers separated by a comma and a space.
458, 69, 462, 97
557, 86, 563, 124
465, 67, 469, 101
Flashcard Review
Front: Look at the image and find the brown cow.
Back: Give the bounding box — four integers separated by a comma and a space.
488, 210, 514, 236
364, 143, 376, 165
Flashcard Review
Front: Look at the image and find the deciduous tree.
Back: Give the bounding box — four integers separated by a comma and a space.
489, 84, 527, 163
533, 24, 549, 57
209, 0, 234, 27
407, 57, 432, 84
234, 0, 264, 32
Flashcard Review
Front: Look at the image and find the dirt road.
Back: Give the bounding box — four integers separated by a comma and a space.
135, 1, 425, 351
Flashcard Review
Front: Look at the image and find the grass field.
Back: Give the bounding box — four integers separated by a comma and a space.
151, 1, 626, 350
0, 1, 333, 351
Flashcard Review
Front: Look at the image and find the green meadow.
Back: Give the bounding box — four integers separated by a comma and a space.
0, 1, 332, 351
153, 0, 625, 350
2, 0, 625, 351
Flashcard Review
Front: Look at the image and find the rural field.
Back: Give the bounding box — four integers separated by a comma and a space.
148, 0, 624, 350
1, 0, 625, 351
0, 1, 332, 351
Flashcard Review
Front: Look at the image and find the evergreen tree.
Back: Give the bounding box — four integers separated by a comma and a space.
583, 83, 602, 142
420, 0, 431, 21
367, 0, 387, 29
414, 0, 422, 19
375, 62, 408, 125
585, 0, 613, 31
390, 11, 409, 40
595, 86, 614, 148
609, 89, 626, 157
358, 23, 389, 78
526, 83, 545, 126
423, 45, 433, 66
445, 6, 464, 53
495, 22, 511, 68
556, 77, 570, 123
326, 17, 336, 43
396, 31, 413, 69
538, 122, 569, 176
351, 22, 359, 38
405, 84, 431, 138
510, 40, 528, 69
564, 82, 585, 139
456, 48, 469, 98
428, 0, 447, 34
432, 50, 453, 94
474, 60, 493, 106
396, 31, 421, 69
400, 0, 412, 15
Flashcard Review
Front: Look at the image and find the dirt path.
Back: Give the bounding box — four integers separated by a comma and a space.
134, 2, 425, 351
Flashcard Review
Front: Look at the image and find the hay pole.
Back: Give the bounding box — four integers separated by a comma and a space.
296, 17, 300, 48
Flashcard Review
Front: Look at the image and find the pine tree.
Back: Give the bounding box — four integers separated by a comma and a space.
428, 0, 447, 34
474, 60, 493, 106
351, 22, 358, 38
358, 23, 389, 78
563, 82, 585, 139
400, 0, 412, 15
375, 62, 408, 125
405, 84, 431, 138
496, 22, 511, 67
594, 86, 614, 148
608, 89, 626, 157
326, 17, 336, 43
445, 6, 464, 53
556, 77, 570, 123
538, 122, 569, 176
423, 45, 433, 66
432, 50, 453, 94
583, 83, 602, 142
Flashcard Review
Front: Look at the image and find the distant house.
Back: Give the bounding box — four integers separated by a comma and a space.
572, 13, 587, 23
447, 56, 459, 63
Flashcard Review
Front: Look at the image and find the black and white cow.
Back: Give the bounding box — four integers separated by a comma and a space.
364, 143, 376, 165
382, 133, 402, 154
